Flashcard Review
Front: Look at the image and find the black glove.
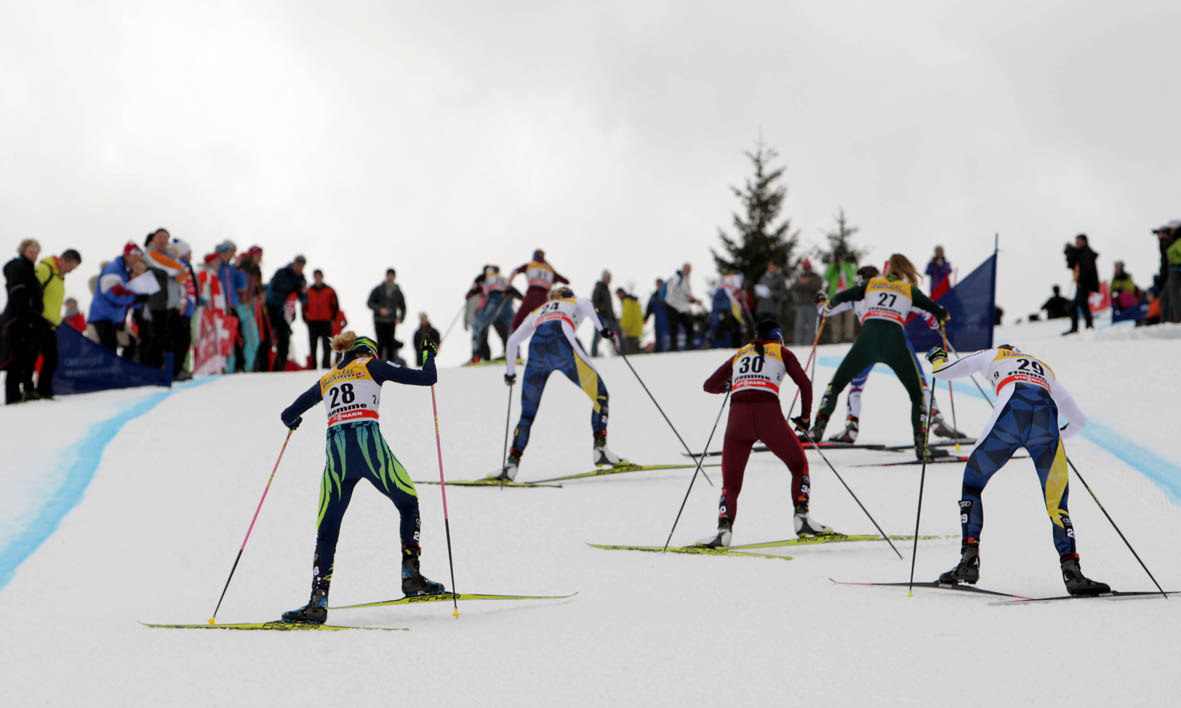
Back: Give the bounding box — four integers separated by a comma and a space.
600, 327, 616, 342
926, 346, 947, 364
791, 416, 811, 434
421, 336, 438, 365
504, 373, 517, 386
284, 415, 302, 431
134, 293, 151, 304
814, 291, 827, 304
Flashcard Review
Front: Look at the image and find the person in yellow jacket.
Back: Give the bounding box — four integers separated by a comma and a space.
31, 249, 82, 399
615, 287, 644, 354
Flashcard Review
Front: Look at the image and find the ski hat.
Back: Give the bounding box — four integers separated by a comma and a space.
352, 336, 379, 357
123, 241, 143, 259
533, 249, 545, 261
755, 319, 784, 343
996, 343, 1020, 353
171, 238, 192, 258
216, 240, 237, 254
1154, 220, 1181, 233
800, 258, 813, 271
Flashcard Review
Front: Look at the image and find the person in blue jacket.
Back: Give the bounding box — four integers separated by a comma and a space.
278, 331, 445, 624
89, 242, 149, 353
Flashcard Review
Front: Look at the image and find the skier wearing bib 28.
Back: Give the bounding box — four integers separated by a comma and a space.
278, 331, 445, 624
927, 344, 1109, 596
810, 254, 948, 461
489, 286, 627, 481
698, 320, 832, 548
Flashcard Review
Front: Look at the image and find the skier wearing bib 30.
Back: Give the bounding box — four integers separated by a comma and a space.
489, 286, 626, 481
809, 254, 949, 461
698, 320, 832, 548
279, 331, 445, 624
927, 344, 1110, 596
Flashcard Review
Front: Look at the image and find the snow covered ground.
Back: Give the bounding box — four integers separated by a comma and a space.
1, 320, 1178, 707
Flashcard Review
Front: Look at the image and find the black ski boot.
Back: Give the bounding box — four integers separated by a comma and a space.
282, 584, 329, 625
487, 451, 520, 481
938, 540, 980, 585
697, 518, 733, 548
402, 548, 446, 597
830, 416, 859, 443
808, 413, 830, 443
931, 411, 968, 440
914, 426, 949, 461
1060, 555, 1111, 596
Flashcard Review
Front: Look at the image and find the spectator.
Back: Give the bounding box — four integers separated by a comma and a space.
143, 228, 189, 370
925, 245, 951, 294
1, 239, 44, 404
467, 265, 517, 363
1109, 261, 1138, 313
1156, 220, 1181, 323
644, 278, 669, 352
790, 258, 824, 345
1063, 233, 1099, 334
464, 268, 489, 361
754, 260, 788, 323
239, 246, 268, 371
303, 268, 340, 369
170, 239, 198, 380
591, 270, 617, 356
215, 241, 252, 373
31, 248, 82, 398
1040, 285, 1070, 320
88, 242, 145, 354
124, 258, 149, 360
822, 254, 858, 342
264, 255, 308, 371
368, 268, 406, 361
707, 271, 746, 348
663, 263, 701, 351
509, 249, 568, 332
615, 287, 643, 354
412, 312, 440, 368
62, 297, 86, 333
1144, 290, 1162, 326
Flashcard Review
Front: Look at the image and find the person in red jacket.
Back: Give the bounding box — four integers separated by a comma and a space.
302, 269, 340, 369
62, 297, 86, 333
509, 249, 568, 332
698, 319, 834, 547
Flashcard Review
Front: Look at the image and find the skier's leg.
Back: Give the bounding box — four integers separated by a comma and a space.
355, 423, 422, 551
959, 407, 1022, 544
556, 341, 609, 440
719, 404, 756, 525
846, 366, 871, 419
813, 339, 876, 434
1024, 400, 1076, 558
510, 344, 554, 456
312, 428, 363, 589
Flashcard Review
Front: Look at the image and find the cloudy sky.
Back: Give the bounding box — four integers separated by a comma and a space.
3, 0, 1178, 363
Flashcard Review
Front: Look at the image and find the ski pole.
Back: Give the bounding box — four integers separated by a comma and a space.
501, 383, 514, 475
939, 324, 961, 452
429, 384, 461, 618
1064, 456, 1168, 599
797, 427, 903, 560
438, 301, 467, 347
663, 389, 730, 551
614, 345, 715, 486
906, 401, 937, 595
787, 315, 826, 419
209, 428, 293, 625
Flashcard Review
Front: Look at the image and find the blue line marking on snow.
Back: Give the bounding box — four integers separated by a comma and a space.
816, 356, 1181, 503
0, 378, 219, 591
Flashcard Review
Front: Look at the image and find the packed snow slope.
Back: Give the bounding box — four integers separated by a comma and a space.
2, 320, 1178, 708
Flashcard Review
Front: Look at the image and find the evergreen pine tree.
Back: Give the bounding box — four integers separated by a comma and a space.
820, 208, 866, 267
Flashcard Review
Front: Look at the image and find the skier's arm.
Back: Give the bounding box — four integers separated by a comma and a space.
504, 313, 537, 377
281, 383, 323, 428
824, 300, 853, 317
828, 283, 868, 308
553, 271, 569, 285
579, 298, 606, 332
703, 358, 732, 393
931, 349, 994, 380
783, 349, 812, 417
368, 355, 437, 386
1051, 378, 1087, 439
910, 286, 949, 322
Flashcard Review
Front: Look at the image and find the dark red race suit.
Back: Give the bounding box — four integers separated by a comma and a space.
704, 340, 812, 523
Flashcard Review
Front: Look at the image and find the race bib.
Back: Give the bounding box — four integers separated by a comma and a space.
320, 357, 382, 427
730, 343, 787, 396
988, 350, 1054, 395
861, 278, 914, 325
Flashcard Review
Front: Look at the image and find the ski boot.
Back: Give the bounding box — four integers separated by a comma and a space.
807, 413, 829, 444
793, 503, 834, 536
931, 410, 967, 440
938, 539, 980, 585
282, 584, 329, 625
402, 548, 446, 597
486, 452, 520, 481
697, 518, 733, 548
829, 416, 859, 443
593, 435, 626, 467
1060, 554, 1111, 596
914, 426, 949, 461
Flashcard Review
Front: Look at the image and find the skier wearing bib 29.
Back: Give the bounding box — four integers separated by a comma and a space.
928, 344, 1109, 596
278, 331, 445, 624
810, 254, 948, 461
489, 286, 627, 481
698, 320, 832, 548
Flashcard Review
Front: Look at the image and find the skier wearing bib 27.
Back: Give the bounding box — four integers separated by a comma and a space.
698, 320, 832, 548
279, 332, 445, 624
489, 286, 627, 481
927, 344, 1110, 596
810, 254, 949, 461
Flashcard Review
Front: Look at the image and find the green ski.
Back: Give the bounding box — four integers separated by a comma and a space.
587, 543, 793, 561
414, 479, 561, 488
329, 592, 577, 610
533, 462, 720, 484
140, 621, 407, 632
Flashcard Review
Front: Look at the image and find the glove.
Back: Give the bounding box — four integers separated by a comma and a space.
939, 311, 951, 324
600, 327, 616, 342
814, 291, 828, 304
926, 346, 947, 365
504, 373, 517, 386
421, 335, 438, 365
134, 293, 151, 304
819, 303, 832, 318
284, 415, 302, 431
790, 416, 811, 434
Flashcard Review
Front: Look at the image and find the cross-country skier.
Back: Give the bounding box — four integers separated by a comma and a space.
468, 265, 520, 364
278, 331, 445, 624
809, 254, 949, 460
927, 344, 1110, 596
489, 286, 626, 481
698, 320, 832, 547
820, 265, 963, 444
508, 249, 568, 332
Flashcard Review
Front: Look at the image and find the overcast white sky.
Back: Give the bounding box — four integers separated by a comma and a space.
3, 1, 1179, 363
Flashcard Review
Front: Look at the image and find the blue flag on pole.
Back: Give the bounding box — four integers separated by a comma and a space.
52, 325, 171, 395
906, 252, 996, 353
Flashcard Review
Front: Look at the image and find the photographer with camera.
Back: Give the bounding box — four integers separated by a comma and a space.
1062, 233, 1099, 335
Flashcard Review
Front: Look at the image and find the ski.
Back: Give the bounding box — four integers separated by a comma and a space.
414, 479, 562, 488
850, 454, 1030, 468
587, 542, 793, 561
683, 442, 888, 458
883, 439, 975, 451
829, 578, 1031, 599
329, 592, 577, 610
532, 462, 720, 484
732, 533, 951, 549
140, 620, 407, 632
992, 590, 1177, 606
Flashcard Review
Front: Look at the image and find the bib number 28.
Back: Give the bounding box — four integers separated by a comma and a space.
329, 383, 355, 407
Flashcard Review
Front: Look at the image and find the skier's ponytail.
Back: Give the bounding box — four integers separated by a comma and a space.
332, 331, 357, 352
887, 254, 920, 285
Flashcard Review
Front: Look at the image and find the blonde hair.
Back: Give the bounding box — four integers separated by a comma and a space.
17, 238, 41, 257
331, 331, 357, 352
547, 286, 572, 301
887, 253, 920, 285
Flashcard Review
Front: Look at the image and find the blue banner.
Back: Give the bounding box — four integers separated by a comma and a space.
905, 252, 996, 353
52, 325, 171, 395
